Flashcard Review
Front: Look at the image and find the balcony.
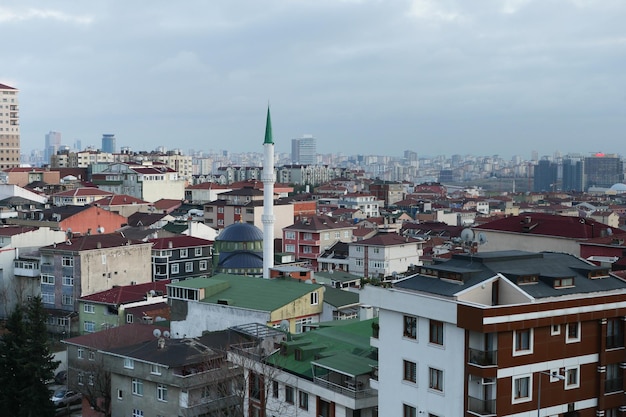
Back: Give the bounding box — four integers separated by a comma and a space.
467, 396, 496, 416
313, 375, 377, 399
468, 347, 497, 367
41, 263, 54, 274
14, 263, 40, 277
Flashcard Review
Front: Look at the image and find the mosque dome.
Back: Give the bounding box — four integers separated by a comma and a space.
216, 222, 263, 242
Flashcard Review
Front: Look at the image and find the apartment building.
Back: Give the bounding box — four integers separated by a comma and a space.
361, 250, 626, 416
0, 83, 20, 169
149, 235, 213, 281
349, 232, 423, 280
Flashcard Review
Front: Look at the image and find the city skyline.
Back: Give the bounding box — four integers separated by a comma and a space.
2, 1, 626, 159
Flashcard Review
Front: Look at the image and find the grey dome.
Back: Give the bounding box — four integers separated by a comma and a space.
610, 183, 626, 192
217, 222, 263, 242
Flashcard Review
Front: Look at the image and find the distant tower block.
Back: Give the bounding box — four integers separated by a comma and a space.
101, 133, 116, 153
262, 106, 275, 278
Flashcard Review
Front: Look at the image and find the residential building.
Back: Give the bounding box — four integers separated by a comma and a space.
92, 194, 151, 217
92, 162, 185, 202
562, 156, 585, 192
149, 235, 213, 281
185, 182, 232, 204
361, 250, 626, 416
338, 193, 382, 218
0, 83, 20, 169
283, 216, 356, 271
39, 233, 153, 335
349, 232, 423, 280
44, 131, 62, 164
168, 274, 325, 337
291, 135, 317, 165
533, 159, 558, 192
1, 167, 61, 187
78, 280, 170, 334
368, 180, 405, 206
232, 319, 378, 417
51, 187, 115, 206
50, 149, 115, 168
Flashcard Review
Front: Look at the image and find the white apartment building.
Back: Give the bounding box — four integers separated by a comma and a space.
349, 233, 423, 280
338, 193, 382, 218
0, 83, 20, 169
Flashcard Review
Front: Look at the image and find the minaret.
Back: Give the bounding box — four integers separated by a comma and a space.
262, 106, 275, 278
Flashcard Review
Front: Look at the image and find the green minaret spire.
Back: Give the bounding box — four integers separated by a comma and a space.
263, 105, 274, 145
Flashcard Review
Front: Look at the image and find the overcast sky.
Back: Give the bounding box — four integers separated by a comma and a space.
2, 0, 625, 159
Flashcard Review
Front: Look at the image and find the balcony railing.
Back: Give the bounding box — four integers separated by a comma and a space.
313, 375, 377, 399
468, 347, 497, 367
605, 378, 623, 393
467, 396, 496, 416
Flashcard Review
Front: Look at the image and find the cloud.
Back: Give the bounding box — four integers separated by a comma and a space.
0, 7, 93, 25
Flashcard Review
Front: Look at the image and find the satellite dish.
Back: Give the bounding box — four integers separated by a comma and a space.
279, 320, 290, 332
97, 226, 105, 234
162, 330, 170, 338
392, 271, 398, 279
153, 329, 162, 338
478, 233, 488, 245
304, 279, 313, 284
607, 228, 613, 236
149, 289, 156, 296
461, 228, 474, 243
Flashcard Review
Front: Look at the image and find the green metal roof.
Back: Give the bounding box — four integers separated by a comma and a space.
263, 106, 274, 145
266, 318, 377, 378
322, 286, 360, 308
172, 274, 321, 312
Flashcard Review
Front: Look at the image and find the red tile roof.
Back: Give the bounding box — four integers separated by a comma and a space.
153, 199, 183, 211
474, 213, 625, 239
80, 280, 171, 305
40, 233, 148, 252
92, 194, 149, 206
0, 226, 37, 236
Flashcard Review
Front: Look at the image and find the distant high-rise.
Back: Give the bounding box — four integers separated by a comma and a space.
0, 83, 20, 169
101, 134, 116, 153
291, 135, 316, 165
533, 159, 557, 192
44, 131, 62, 164
562, 157, 585, 192
584, 153, 624, 189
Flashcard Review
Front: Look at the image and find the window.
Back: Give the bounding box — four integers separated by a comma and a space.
77, 348, 84, 359
180, 248, 188, 258
295, 317, 312, 333
334, 231, 340, 238
132, 379, 143, 396
324, 233, 330, 240
126, 313, 134, 324
344, 231, 350, 238
403, 360, 417, 383
171, 264, 179, 274
249, 372, 261, 400
310, 291, 319, 305
117, 389, 123, 400
429, 320, 444, 345
607, 318, 624, 349
513, 329, 533, 355
285, 244, 295, 252
88, 373, 95, 386
185, 262, 193, 272
551, 324, 561, 335
298, 390, 308, 410
565, 366, 580, 389
403, 404, 417, 417
62, 294, 74, 306
124, 358, 134, 369
157, 384, 168, 402
195, 247, 202, 256
429, 367, 443, 392
62, 256, 74, 267
285, 385, 294, 404
513, 375, 531, 402
303, 246, 312, 254
403, 315, 417, 339
606, 363, 622, 393
151, 364, 161, 375
285, 231, 295, 240
77, 372, 84, 385
566, 322, 581, 343
84, 303, 95, 313
199, 260, 207, 271
41, 274, 54, 284
42, 292, 55, 304
272, 380, 279, 398
62, 276, 74, 286
89, 350, 96, 361
132, 410, 144, 417
84, 321, 95, 333
303, 233, 313, 240
217, 207, 224, 214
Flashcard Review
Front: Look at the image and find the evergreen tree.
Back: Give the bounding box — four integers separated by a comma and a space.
0, 297, 59, 417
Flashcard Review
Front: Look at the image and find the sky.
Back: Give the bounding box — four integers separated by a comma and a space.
2, 0, 625, 159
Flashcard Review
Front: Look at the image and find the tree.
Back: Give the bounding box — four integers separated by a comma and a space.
0, 296, 60, 417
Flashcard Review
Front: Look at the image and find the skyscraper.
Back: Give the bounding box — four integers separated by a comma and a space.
291, 135, 316, 165
101, 134, 116, 153
562, 157, 585, 192
533, 159, 557, 192
584, 153, 624, 189
0, 83, 20, 169
44, 131, 62, 164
